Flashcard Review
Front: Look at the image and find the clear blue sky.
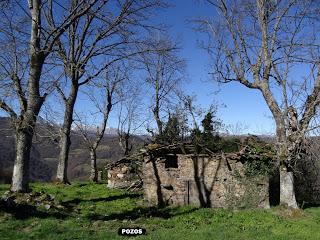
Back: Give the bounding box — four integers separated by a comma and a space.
0, 1, 275, 135
70, 0, 276, 135
157, 0, 275, 134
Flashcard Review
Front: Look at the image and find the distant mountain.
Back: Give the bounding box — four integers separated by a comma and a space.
71, 125, 119, 136
0, 117, 148, 183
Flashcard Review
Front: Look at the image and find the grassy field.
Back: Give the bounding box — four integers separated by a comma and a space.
1, 183, 320, 240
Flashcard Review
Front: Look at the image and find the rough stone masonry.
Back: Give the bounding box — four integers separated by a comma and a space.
107, 143, 273, 208
142, 144, 270, 209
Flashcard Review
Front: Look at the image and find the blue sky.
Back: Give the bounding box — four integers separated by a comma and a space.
157, 0, 275, 134
0, 0, 276, 135
69, 0, 276, 135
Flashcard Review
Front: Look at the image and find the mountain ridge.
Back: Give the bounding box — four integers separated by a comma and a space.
0, 117, 147, 183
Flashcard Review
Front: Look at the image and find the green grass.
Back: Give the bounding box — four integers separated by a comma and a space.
1, 182, 320, 240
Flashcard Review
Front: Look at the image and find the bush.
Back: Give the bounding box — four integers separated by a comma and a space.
243, 140, 276, 177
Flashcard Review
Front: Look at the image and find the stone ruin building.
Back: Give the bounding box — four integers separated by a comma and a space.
143, 143, 272, 209
107, 142, 275, 209
106, 157, 142, 190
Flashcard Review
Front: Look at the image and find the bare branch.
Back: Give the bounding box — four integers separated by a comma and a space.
0, 99, 17, 119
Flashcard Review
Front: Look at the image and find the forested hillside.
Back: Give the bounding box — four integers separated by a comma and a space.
0, 117, 146, 183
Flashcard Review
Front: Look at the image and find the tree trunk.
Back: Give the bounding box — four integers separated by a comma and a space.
153, 102, 163, 136
10, 0, 45, 193
90, 147, 98, 182
124, 134, 131, 156
280, 167, 298, 208
11, 128, 34, 192
56, 129, 71, 184
120, 133, 131, 156
154, 114, 163, 136
56, 84, 78, 184
275, 123, 299, 208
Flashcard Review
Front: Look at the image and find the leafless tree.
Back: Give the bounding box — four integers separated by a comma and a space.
54, 0, 167, 184
139, 35, 186, 137
0, 0, 101, 192
117, 83, 145, 156
196, 0, 320, 208
74, 67, 125, 182
178, 94, 204, 132
226, 122, 249, 136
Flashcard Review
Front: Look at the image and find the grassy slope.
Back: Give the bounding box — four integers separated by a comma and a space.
1, 183, 320, 240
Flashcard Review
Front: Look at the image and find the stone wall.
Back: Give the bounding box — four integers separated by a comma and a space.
107, 164, 137, 189
143, 153, 270, 209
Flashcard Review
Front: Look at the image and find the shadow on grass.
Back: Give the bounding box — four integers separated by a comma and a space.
301, 202, 320, 209
87, 206, 199, 222
62, 193, 142, 206
0, 190, 197, 222
0, 202, 68, 220
76, 182, 107, 187
0, 192, 144, 220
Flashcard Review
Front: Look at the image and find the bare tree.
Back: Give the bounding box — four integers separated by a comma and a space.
0, 0, 100, 192
139, 35, 185, 137
196, 0, 320, 208
117, 83, 145, 156
226, 122, 249, 136
54, 0, 167, 184
75, 67, 125, 182
178, 94, 204, 132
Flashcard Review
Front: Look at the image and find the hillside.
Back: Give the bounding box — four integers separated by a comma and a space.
0, 117, 147, 183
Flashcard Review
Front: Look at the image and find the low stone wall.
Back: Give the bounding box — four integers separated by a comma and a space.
107, 164, 137, 189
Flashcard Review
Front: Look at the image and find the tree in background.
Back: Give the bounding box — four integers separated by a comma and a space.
196, 0, 320, 208
54, 0, 167, 184
191, 108, 222, 151
74, 66, 125, 182
139, 35, 186, 137
160, 114, 181, 144
158, 109, 189, 144
117, 82, 145, 156
201, 111, 221, 148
